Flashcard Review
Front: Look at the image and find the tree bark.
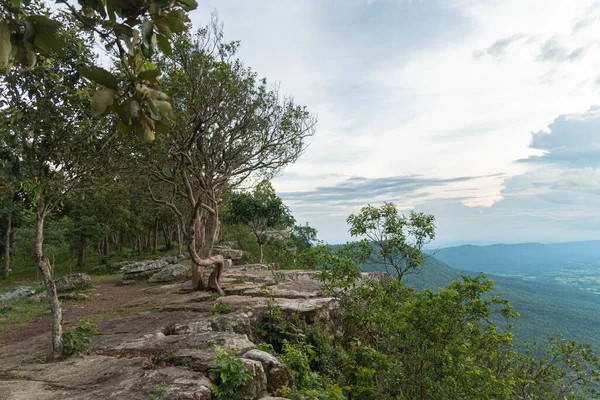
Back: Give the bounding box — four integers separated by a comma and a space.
258, 243, 264, 264
35, 212, 63, 359
77, 237, 87, 268
177, 222, 183, 257
153, 217, 159, 255
3, 215, 11, 279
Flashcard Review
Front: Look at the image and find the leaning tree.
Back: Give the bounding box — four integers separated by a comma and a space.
146, 21, 316, 293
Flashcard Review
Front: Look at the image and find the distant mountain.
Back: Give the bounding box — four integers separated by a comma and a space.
432, 240, 600, 276
360, 255, 600, 349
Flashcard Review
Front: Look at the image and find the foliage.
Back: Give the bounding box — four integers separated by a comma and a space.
210, 346, 250, 400
224, 180, 295, 263
347, 202, 435, 280
0, 0, 197, 139
255, 286, 290, 353
148, 384, 169, 400
212, 301, 232, 315
62, 320, 98, 356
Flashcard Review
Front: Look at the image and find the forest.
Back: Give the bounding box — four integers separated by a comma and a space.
1, 1, 600, 399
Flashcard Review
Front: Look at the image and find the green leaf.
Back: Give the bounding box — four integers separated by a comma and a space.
146, 98, 162, 120
26, 15, 61, 34
33, 34, 65, 57
156, 34, 171, 56
10, 0, 20, 7
141, 19, 154, 46
165, 10, 188, 33
77, 66, 119, 90
177, 0, 198, 12
91, 89, 115, 116
138, 68, 160, 83
154, 100, 174, 123
135, 121, 155, 142
117, 120, 133, 134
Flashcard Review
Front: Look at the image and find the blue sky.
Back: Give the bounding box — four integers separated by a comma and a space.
191, 1, 600, 245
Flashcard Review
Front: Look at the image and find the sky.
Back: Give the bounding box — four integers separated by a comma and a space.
190, 0, 600, 246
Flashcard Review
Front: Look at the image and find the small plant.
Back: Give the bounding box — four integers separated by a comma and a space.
256, 286, 289, 352
210, 346, 250, 400
148, 384, 169, 400
213, 301, 232, 315
144, 349, 178, 369
62, 320, 98, 356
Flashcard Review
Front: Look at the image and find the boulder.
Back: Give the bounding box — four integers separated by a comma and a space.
242, 349, 294, 394
149, 264, 190, 283
0, 286, 36, 302
55, 273, 92, 293
122, 260, 168, 281
238, 358, 267, 400
163, 312, 252, 337
213, 246, 244, 260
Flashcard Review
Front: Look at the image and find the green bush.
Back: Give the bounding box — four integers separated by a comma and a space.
62, 320, 98, 356
212, 301, 232, 315
210, 346, 250, 400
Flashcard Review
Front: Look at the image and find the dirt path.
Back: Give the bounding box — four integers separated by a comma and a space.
0, 280, 154, 346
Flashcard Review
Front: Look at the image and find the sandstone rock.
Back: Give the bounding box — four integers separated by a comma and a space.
105, 331, 255, 356
55, 273, 92, 293
213, 245, 244, 260
0, 286, 36, 302
2, 356, 212, 400
58, 292, 89, 300
242, 280, 324, 299
164, 320, 212, 335
149, 264, 190, 283
238, 358, 267, 400
163, 312, 252, 337
122, 260, 168, 280
210, 312, 253, 336
242, 349, 294, 394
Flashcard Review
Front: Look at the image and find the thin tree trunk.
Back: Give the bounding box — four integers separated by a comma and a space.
258, 243, 263, 264
153, 217, 158, 255
35, 212, 62, 359
3, 214, 11, 279
104, 237, 109, 257
77, 237, 87, 267
177, 222, 183, 257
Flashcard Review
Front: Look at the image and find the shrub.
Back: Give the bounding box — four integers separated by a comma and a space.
62, 320, 98, 356
210, 346, 250, 400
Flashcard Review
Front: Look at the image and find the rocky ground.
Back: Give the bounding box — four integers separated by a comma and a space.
0, 254, 357, 400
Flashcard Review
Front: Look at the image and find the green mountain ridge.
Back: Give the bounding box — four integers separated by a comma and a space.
361, 255, 600, 349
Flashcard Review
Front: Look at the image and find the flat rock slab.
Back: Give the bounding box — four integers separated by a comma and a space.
242, 280, 324, 299
102, 331, 255, 356
1, 356, 211, 400
0, 286, 36, 302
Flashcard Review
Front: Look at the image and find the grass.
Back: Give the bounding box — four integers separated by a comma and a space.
0, 298, 50, 334
0, 246, 181, 293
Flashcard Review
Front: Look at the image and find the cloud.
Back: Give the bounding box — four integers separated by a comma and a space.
473, 34, 527, 59
518, 107, 600, 167
537, 37, 586, 62
280, 174, 501, 203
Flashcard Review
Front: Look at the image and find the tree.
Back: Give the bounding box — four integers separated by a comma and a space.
146, 21, 316, 293
347, 202, 436, 281
1, 0, 197, 138
225, 181, 295, 264
0, 19, 116, 358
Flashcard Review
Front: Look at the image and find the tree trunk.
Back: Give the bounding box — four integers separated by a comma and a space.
177, 223, 183, 257
258, 243, 264, 264
3, 214, 11, 279
35, 213, 63, 359
153, 217, 159, 255
104, 237, 109, 257
77, 237, 87, 268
